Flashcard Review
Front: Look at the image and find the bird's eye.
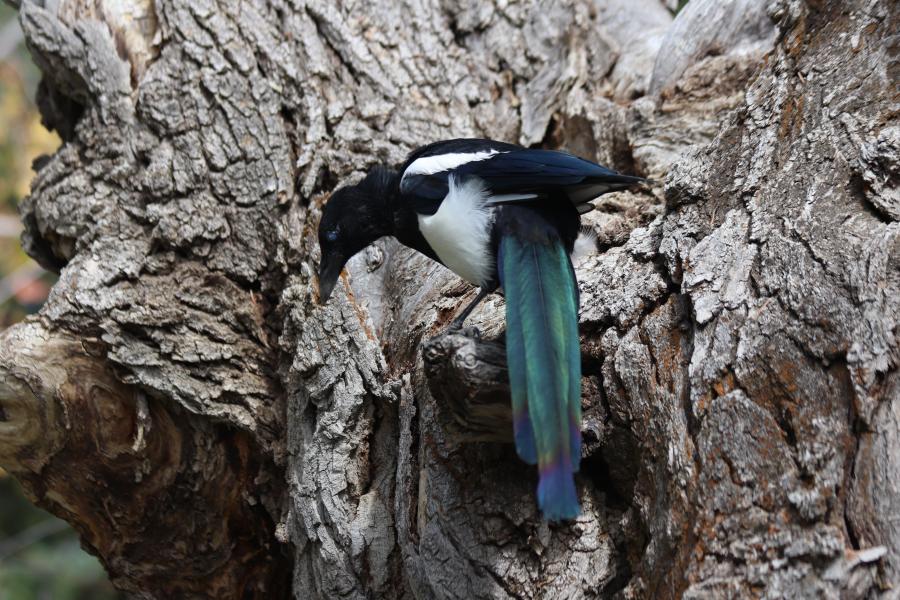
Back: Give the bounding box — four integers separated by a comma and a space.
325, 229, 339, 243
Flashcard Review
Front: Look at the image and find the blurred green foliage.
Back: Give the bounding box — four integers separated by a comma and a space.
0, 7, 121, 600
0, 476, 121, 600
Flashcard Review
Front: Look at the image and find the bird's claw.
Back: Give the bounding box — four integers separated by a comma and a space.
446, 323, 481, 339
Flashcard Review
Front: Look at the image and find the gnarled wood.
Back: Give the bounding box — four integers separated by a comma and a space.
0, 321, 290, 598
0, 0, 896, 598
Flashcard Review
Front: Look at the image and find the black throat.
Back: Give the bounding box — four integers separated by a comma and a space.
374, 170, 441, 263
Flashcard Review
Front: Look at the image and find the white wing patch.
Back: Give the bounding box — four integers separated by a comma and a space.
403, 150, 502, 181
417, 177, 495, 287
487, 192, 540, 203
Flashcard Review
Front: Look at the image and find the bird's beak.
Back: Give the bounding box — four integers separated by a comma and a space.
317, 252, 345, 304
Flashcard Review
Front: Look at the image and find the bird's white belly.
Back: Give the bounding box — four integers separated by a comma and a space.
417, 177, 495, 287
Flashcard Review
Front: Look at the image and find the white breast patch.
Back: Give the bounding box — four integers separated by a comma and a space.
417, 177, 495, 287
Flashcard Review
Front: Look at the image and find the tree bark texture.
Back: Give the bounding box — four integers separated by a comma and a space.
0, 0, 897, 598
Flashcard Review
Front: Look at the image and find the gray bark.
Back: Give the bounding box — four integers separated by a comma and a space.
0, 0, 897, 598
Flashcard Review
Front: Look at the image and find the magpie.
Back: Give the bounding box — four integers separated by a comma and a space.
317, 138, 645, 520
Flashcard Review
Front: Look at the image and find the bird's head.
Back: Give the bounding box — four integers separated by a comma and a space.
317, 167, 396, 303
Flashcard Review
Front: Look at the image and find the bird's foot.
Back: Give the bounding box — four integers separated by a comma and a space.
465, 326, 482, 340
446, 321, 481, 339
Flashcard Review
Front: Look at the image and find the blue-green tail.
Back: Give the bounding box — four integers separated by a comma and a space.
499, 235, 581, 521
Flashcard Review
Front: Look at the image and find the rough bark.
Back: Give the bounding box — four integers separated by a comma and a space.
0, 0, 897, 598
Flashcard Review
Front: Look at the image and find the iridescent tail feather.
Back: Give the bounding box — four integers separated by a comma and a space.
499, 235, 581, 521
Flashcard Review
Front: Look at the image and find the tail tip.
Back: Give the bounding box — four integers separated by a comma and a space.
541, 500, 581, 522
537, 463, 581, 521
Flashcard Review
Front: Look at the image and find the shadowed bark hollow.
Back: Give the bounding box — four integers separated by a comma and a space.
0, 0, 897, 598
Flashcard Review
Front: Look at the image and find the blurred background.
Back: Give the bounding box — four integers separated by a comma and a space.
0, 4, 120, 599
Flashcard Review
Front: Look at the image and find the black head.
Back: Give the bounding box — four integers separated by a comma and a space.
317, 166, 397, 303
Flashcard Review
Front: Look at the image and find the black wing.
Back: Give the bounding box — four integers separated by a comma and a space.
398, 139, 521, 214
462, 149, 646, 214
399, 139, 645, 215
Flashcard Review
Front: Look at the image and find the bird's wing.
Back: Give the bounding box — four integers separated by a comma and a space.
399, 139, 522, 215
400, 143, 645, 215
460, 149, 646, 214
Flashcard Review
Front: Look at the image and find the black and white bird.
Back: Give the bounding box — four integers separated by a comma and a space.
317, 138, 645, 520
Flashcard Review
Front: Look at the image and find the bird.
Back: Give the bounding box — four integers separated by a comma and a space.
317, 138, 646, 520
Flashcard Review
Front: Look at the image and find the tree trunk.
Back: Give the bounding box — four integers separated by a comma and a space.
0, 0, 897, 598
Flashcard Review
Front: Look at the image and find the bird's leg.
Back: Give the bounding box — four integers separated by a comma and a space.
448, 287, 490, 332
